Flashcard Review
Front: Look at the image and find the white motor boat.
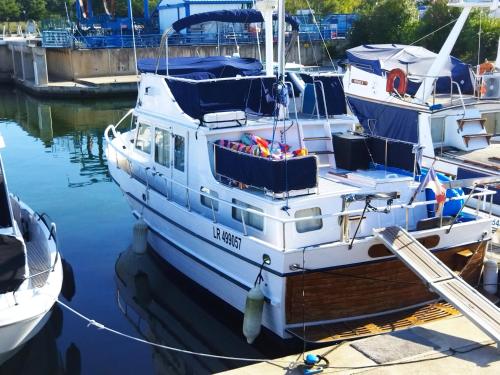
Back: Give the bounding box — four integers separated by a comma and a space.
106, 5, 496, 342
0, 151, 63, 364
343, 0, 500, 234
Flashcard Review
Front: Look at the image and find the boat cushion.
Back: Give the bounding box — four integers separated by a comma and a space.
215, 146, 317, 193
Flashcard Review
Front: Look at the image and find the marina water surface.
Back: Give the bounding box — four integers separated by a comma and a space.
0, 87, 299, 375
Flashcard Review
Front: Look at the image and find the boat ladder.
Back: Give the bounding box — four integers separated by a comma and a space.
374, 226, 500, 344
299, 122, 335, 168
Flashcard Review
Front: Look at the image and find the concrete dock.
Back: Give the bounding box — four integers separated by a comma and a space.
222, 314, 499, 374
0, 35, 329, 98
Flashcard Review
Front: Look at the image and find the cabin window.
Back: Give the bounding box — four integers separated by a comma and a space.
174, 135, 185, 172
155, 129, 171, 167
483, 112, 500, 135
131, 115, 138, 130
136, 123, 152, 154
200, 187, 219, 211
295, 207, 323, 233
430, 118, 445, 144
232, 199, 263, 231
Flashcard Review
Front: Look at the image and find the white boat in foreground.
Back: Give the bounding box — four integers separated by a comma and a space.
0, 151, 63, 364
105, 5, 496, 342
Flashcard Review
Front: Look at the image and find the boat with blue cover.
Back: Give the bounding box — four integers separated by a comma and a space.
343, 1, 500, 224
105, 1, 496, 342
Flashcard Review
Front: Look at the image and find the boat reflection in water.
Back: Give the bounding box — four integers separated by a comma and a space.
115, 246, 301, 374
0, 305, 81, 375
0, 87, 133, 188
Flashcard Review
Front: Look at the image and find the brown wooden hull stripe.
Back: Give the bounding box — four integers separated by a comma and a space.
285, 242, 486, 325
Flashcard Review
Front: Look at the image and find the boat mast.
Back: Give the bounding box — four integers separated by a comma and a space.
413, 1, 499, 104
255, 0, 278, 76
277, 0, 285, 81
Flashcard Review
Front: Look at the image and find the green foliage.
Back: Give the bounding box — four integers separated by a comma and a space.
18, 0, 48, 19
348, 0, 419, 47
414, 0, 460, 53
285, 0, 362, 15
456, 10, 500, 64
0, 0, 21, 21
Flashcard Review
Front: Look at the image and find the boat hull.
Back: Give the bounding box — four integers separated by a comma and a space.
285, 241, 486, 325
0, 310, 52, 365
138, 202, 488, 339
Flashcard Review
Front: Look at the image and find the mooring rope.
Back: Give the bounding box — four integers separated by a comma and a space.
56, 299, 291, 366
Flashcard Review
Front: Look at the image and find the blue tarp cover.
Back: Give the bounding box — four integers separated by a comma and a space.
166, 76, 277, 119
172, 9, 264, 32
138, 56, 263, 78
272, 13, 300, 31
457, 167, 500, 205
171, 9, 300, 32
346, 44, 473, 95
348, 96, 419, 143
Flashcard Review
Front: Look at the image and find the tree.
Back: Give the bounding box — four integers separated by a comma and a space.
348, 0, 419, 47
285, 0, 363, 15
19, 0, 48, 20
414, 2, 499, 64
0, 0, 21, 21
414, 0, 461, 53
457, 9, 500, 65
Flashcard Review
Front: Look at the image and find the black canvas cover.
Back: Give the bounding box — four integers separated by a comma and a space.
215, 146, 317, 193
0, 235, 26, 293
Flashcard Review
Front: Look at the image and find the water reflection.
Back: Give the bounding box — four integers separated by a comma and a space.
0, 87, 134, 188
0, 305, 82, 375
115, 246, 300, 374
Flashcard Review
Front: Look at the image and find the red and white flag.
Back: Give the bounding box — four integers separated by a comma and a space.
416, 167, 447, 215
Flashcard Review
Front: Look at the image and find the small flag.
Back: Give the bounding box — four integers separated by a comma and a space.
415, 166, 447, 215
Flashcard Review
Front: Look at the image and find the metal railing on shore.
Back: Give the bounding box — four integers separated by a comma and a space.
41, 23, 348, 49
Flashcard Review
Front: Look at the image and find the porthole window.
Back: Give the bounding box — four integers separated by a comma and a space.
295, 207, 323, 233
200, 187, 219, 211
232, 199, 263, 231
135, 123, 152, 154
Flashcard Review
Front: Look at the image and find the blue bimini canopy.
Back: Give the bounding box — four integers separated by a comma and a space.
346, 44, 473, 95
172, 9, 264, 32
138, 56, 264, 78
348, 96, 419, 143
166, 76, 277, 119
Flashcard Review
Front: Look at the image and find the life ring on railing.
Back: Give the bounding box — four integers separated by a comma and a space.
386, 68, 408, 95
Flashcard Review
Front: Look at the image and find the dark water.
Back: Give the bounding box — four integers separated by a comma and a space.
0, 87, 301, 375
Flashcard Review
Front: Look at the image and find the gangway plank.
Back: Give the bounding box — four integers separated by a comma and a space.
374, 226, 500, 344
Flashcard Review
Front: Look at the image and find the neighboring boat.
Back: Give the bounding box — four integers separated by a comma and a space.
342, 1, 500, 223
0, 145, 63, 364
105, 4, 495, 341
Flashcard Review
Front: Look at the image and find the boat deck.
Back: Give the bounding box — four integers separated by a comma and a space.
26, 241, 51, 288
439, 142, 500, 172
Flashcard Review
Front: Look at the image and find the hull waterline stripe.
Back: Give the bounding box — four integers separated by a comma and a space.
125, 190, 283, 276
131, 210, 258, 296
112, 175, 486, 277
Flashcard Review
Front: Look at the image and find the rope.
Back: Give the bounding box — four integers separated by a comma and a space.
56, 300, 291, 365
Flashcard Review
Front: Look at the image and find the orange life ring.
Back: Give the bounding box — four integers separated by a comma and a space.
386, 68, 408, 95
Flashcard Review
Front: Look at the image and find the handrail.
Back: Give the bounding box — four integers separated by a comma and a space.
451, 80, 466, 114
105, 124, 496, 227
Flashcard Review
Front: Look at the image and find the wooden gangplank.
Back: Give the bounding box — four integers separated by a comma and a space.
374, 226, 500, 344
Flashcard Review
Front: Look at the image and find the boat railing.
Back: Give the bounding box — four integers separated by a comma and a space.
406, 73, 469, 108
106, 122, 496, 250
